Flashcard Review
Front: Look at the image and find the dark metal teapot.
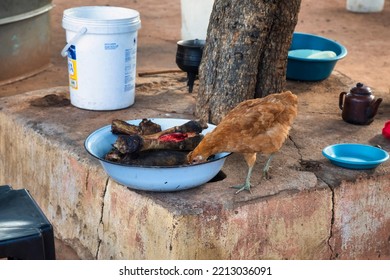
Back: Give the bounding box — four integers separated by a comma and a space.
339, 83, 382, 125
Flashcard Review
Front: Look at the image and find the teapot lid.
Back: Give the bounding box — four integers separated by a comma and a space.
351, 82, 372, 95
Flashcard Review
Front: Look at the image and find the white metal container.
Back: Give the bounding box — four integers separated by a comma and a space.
180, 0, 214, 40
62, 6, 141, 110
346, 0, 385, 13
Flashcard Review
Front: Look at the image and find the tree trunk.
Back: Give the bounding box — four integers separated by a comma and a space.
196, 0, 301, 124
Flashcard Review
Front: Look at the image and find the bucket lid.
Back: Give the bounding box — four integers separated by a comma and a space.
62, 6, 141, 34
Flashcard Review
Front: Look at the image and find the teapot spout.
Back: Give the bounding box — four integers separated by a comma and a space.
367, 98, 383, 118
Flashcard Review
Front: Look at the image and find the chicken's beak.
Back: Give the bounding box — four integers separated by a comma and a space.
187, 153, 206, 165
186, 151, 193, 164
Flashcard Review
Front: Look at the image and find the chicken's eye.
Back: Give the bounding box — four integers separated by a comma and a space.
191, 155, 204, 164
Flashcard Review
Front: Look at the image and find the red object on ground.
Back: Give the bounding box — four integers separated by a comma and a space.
382, 121, 390, 139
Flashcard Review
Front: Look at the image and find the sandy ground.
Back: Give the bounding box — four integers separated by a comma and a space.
1, 0, 389, 259
0, 0, 389, 97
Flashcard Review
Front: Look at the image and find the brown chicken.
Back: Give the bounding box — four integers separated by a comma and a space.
187, 91, 298, 193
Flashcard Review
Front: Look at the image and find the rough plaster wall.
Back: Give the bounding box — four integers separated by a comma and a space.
168, 187, 332, 259
0, 113, 105, 259
330, 175, 390, 259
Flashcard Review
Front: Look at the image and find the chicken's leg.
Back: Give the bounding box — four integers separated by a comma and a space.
232, 153, 257, 194
232, 165, 254, 194
233, 153, 274, 194
262, 154, 274, 180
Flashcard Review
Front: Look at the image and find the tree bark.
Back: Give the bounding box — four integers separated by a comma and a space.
196, 0, 301, 124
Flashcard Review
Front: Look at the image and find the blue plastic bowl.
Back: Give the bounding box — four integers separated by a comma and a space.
287, 32, 347, 81
322, 143, 389, 170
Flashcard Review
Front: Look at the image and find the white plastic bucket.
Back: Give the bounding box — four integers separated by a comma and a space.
346, 0, 385, 13
61, 6, 141, 110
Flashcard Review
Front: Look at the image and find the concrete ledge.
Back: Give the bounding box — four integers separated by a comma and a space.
0, 72, 389, 259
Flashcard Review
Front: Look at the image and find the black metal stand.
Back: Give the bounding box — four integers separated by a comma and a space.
187, 71, 197, 93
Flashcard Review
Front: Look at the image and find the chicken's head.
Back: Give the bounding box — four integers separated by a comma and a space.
187, 151, 207, 165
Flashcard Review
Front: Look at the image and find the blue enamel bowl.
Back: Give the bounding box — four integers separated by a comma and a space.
85, 118, 230, 192
287, 32, 347, 81
322, 143, 389, 169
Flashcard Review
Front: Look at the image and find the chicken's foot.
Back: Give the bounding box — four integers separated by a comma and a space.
232, 166, 254, 194
233, 154, 274, 194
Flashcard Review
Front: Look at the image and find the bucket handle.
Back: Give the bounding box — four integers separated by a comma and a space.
61, 27, 88, 57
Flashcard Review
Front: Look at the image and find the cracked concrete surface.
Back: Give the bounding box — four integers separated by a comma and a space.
0, 70, 389, 259
325, 179, 336, 259
289, 133, 337, 259
287, 72, 389, 259
289, 132, 336, 259
95, 177, 109, 259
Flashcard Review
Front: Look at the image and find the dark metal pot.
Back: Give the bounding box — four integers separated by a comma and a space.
176, 39, 205, 93
0, 0, 53, 85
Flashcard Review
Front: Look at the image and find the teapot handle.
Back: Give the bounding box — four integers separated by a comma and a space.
339, 92, 347, 110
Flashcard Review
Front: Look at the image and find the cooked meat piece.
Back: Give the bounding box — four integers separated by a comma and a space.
113, 134, 203, 154
120, 150, 188, 166
138, 118, 162, 135
143, 120, 207, 140
111, 119, 141, 135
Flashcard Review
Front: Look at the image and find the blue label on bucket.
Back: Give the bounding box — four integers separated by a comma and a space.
125, 49, 131, 63
67, 45, 78, 89
124, 48, 136, 92
68, 45, 76, 60
105, 43, 119, 50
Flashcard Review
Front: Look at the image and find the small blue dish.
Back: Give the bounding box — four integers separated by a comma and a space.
322, 143, 389, 169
